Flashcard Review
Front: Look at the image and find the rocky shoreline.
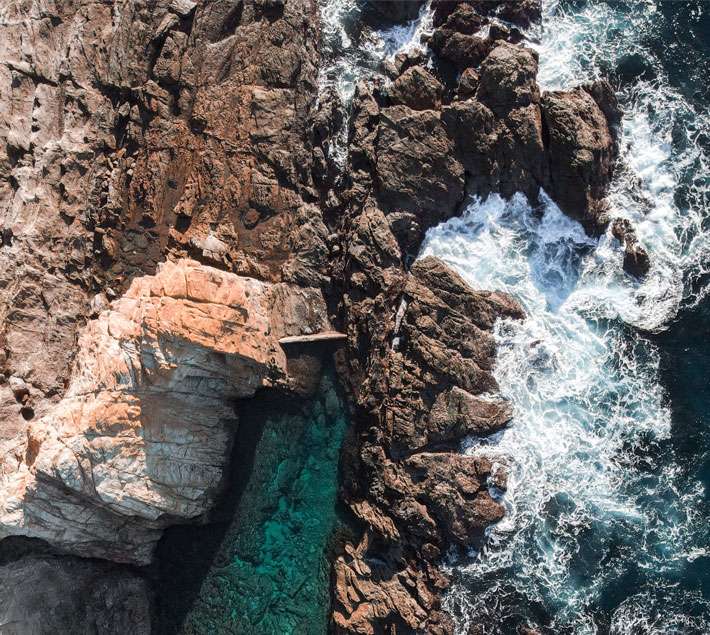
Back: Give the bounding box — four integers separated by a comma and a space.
0, 1, 647, 632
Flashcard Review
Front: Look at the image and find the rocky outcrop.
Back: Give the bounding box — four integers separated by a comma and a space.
442, 42, 545, 201
541, 83, 622, 234
426, 1, 633, 242
0, 259, 332, 564
318, 2, 642, 631
0, 0, 325, 491
388, 66, 444, 111
611, 218, 651, 277
0, 0, 648, 631
333, 258, 523, 634
0, 554, 151, 634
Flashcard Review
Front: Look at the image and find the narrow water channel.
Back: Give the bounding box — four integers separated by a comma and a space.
154, 368, 349, 634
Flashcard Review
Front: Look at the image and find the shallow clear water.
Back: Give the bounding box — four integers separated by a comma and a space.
175, 372, 349, 635
419, 2, 710, 633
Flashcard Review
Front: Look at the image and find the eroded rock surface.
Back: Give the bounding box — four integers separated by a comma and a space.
0, 0, 646, 631
0, 554, 151, 634
0, 259, 331, 564
0, 0, 325, 484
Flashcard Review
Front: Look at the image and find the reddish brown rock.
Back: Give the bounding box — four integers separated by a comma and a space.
375, 105, 465, 225
388, 65, 444, 111
458, 67, 481, 100
476, 42, 540, 116
0, 0, 641, 631
541, 85, 619, 234
334, 253, 523, 633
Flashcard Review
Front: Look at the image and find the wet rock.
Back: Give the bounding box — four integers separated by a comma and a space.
584, 79, 623, 135
388, 65, 444, 111
388, 211, 423, 256
487, 0, 542, 30
541, 86, 619, 234
392, 49, 427, 77
431, 29, 491, 71
434, 2, 484, 34
442, 94, 544, 200
611, 218, 651, 277
403, 452, 506, 544
334, 256, 522, 633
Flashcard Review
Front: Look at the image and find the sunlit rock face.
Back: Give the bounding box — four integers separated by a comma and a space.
0, 259, 332, 564
156, 369, 349, 634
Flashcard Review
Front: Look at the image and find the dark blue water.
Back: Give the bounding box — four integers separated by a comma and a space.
420, 2, 710, 633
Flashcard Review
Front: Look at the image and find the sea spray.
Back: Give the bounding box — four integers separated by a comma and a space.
317, 0, 433, 167
537, 0, 710, 328
419, 1, 710, 631
421, 193, 688, 633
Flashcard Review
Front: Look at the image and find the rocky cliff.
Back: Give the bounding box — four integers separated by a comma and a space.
0, 0, 643, 633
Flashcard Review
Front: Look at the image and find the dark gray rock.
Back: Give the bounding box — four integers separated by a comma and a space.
0, 556, 151, 635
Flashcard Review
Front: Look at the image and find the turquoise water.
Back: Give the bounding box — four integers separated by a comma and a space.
157, 370, 349, 635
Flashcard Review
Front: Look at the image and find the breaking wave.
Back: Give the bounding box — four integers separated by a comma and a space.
421, 2, 709, 633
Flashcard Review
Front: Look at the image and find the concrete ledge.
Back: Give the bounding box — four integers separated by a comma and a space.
279, 332, 347, 346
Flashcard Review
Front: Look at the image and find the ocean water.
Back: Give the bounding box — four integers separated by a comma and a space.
155, 371, 349, 635
419, 1, 710, 633
318, 0, 433, 167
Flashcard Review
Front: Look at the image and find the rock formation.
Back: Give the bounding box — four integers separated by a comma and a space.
0, 258, 332, 563
333, 258, 523, 634
0, 0, 647, 632
0, 551, 151, 634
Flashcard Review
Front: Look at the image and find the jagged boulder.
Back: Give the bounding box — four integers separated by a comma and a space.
541, 84, 620, 234
476, 41, 540, 116
388, 65, 444, 111
611, 218, 651, 277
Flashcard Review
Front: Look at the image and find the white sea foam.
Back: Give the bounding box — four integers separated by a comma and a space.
317, 0, 434, 169
422, 192, 706, 633
537, 0, 710, 328
318, 0, 708, 631
420, 1, 710, 632
318, 0, 433, 104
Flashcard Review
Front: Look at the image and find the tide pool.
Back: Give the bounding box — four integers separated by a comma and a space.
156, 370, 349, 635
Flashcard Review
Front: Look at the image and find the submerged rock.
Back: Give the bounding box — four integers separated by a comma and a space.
161, 370, 349, 634
611, 218, 651, 277
361, 0, 426, 25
